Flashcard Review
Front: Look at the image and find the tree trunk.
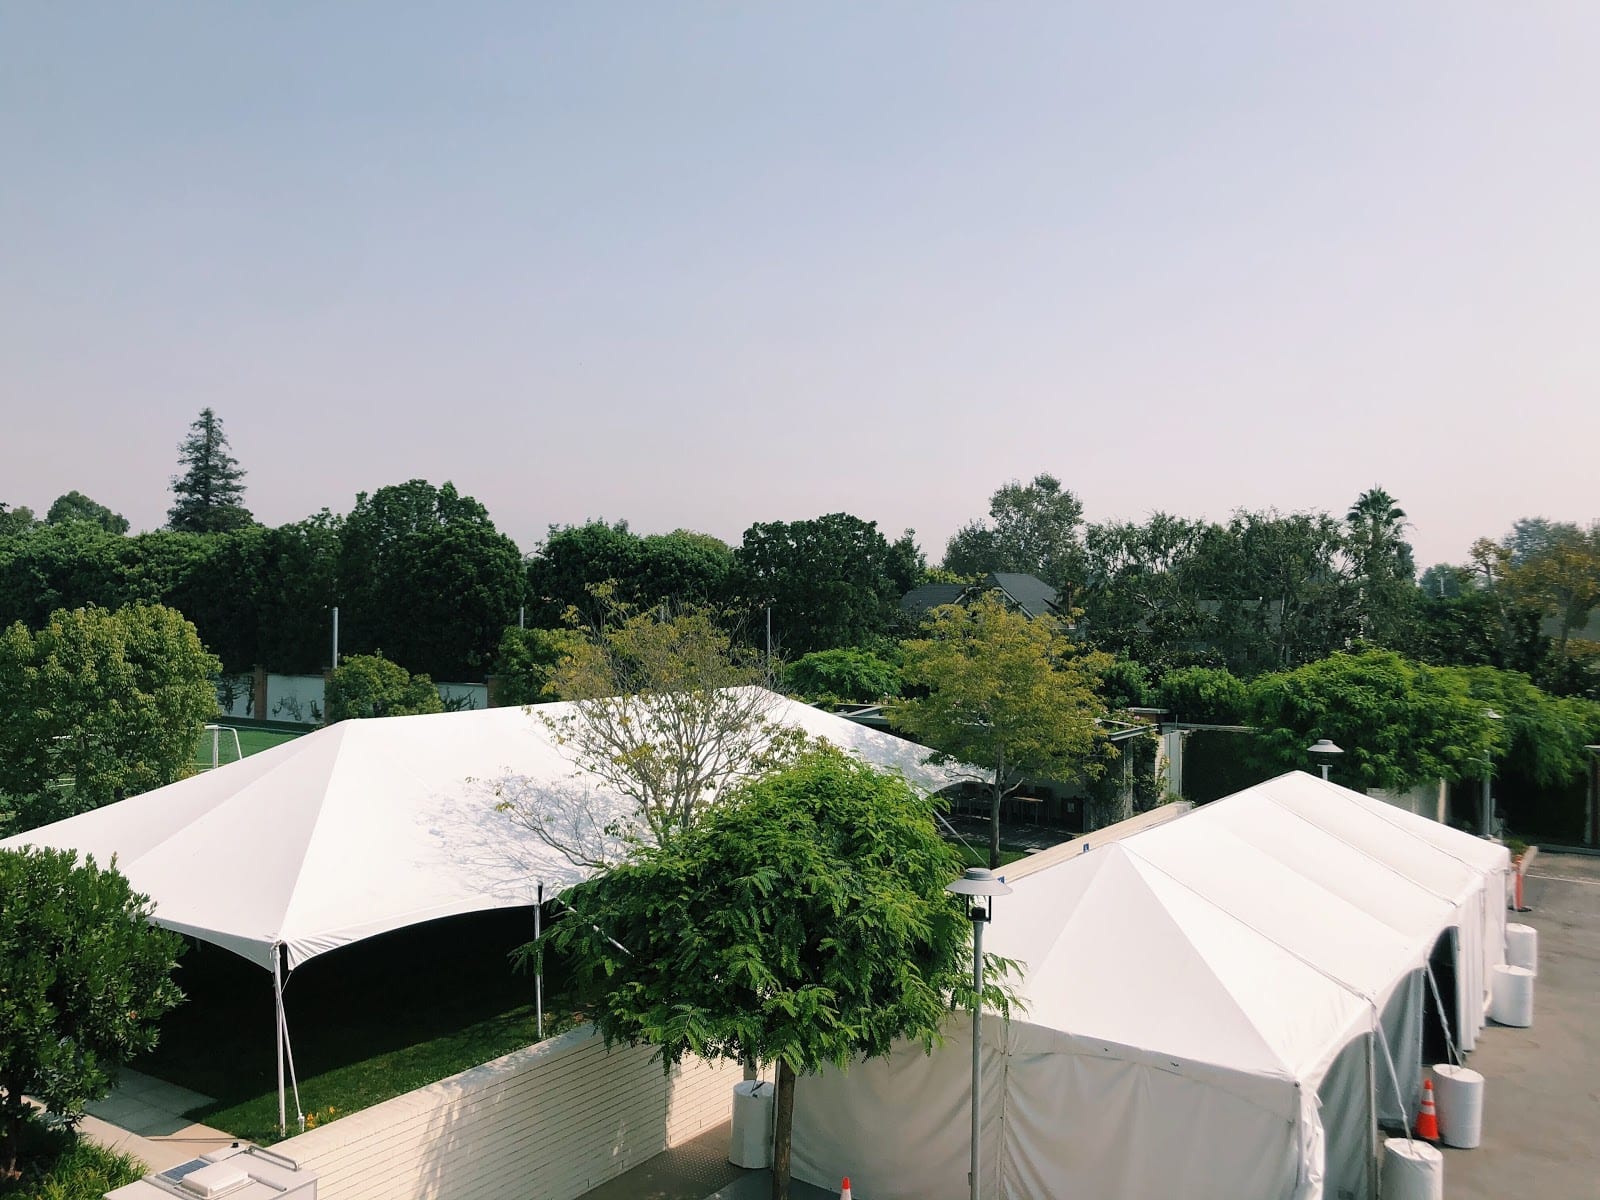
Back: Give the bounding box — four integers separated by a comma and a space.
772, 1059, 796, 1200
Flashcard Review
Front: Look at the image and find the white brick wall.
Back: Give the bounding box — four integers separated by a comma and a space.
272, 1025, 743, 1200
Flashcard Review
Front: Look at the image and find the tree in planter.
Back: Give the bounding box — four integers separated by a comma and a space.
0, 603, 219, 832
168, 408, 253, 533
895, 593, 1112, 868
323, 653, 444, 721
0, 847, 186, 1178
542, 747, 1016, 1200
497, 599, 794, 868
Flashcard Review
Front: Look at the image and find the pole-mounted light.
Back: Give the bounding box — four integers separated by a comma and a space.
946, 867, 1012, 1200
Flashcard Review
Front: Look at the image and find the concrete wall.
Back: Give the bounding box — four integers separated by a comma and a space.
272, 1025, 742, 1200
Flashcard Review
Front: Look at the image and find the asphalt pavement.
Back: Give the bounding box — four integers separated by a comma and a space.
1444, 852, 1600, 1198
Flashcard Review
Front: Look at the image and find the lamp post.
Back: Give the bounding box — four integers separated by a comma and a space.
946, 867, 1012, 1200
1481, 708, 1502, 838
1307, 738, 1343, 782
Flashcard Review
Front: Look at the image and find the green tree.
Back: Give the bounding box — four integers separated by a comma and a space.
499, 600, 789, 865
337, 480, 524, 680
1345, 487, 1417, 646
896, 593, 1112, 867
490, 625, 586, 705
943, 474, 1086, 601
0, 847, 186, 1177
525, 522, 734, 628
45, 491, 130, 535
1186, 510, 1357, 674
323, 653, 444, 722
785, 647, 901, 706
167, 408, 253, 533
0, 521, 126, 632
254, 513, 343, 674
1155, 665, 1248, 725
543, 747, 1015, 1200
0, 604, 219, 832
1246, 649, 1495, 791
1080, 513, 1212, 671
734, 513, 922, 656
0, 503, 38, 538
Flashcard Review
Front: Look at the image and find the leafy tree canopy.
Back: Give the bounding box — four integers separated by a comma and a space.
785, 647, 902, 707
896, 592, 1111, 866
735, 513, 921, 657
943, 474, 1085, 600
0, 503, 38, 538
1155, 665, 1248, 725
0, 604, 219, 832
338, 480, 523, 680
490, 625, 587, 705
499, 599, 788, 865
0, 848, 186, 1177
168, 408, 253, 533
46, 491, 129, 535
1246, 649, 1495, 791
323, 653, 444, 722
525, 521, 733, 628
544, 746, 1015, 1200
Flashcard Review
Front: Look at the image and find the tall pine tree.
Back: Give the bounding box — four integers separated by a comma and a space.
168, 408, 253, 532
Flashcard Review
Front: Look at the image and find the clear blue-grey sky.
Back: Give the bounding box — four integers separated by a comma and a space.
2, 3, 1595, 568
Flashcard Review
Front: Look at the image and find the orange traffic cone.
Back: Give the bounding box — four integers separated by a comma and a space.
1414, 1078, 1440, 1141
839, 1178, 853, 1200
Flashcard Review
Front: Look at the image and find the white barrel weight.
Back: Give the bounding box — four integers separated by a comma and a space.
1506, 923, 1538, 974
729, 1079, 775, 1168
1381, 1137, 1443, 1200
1490, 964, 1535, 1027
1430, 1064, 1485, 1149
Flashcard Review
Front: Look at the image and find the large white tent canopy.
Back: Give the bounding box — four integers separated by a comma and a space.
1, 688, 966, 971
1, 688, 973, 1131
792, 771, 1511, 1200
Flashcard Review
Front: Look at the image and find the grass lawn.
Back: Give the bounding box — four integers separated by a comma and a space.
951, 842, 1033, 868
137, 909, 576, 1145
191, 726, 302, 770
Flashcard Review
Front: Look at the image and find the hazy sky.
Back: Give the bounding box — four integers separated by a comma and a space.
3, 3, 1595, 569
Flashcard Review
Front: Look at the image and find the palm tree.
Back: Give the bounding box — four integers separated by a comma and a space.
1346, 487, 1414, 641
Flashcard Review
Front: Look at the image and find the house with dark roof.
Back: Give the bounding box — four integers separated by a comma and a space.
899, 572, 1063, 621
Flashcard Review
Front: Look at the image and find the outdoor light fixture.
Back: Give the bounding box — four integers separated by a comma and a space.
1481, 709, 1502, 838
946, 867, 1012, 1200
1306, 738, 1343, 781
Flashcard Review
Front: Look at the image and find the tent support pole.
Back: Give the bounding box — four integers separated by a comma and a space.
273, 949, 286, 1135
535, 883, 544, 1042
1365, 1031, 1378, 1200
273, 946, 305, 1135
1424, 962, 1460, 1066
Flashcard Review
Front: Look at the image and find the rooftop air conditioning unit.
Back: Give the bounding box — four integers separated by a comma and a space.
104, 1144, 316, 1200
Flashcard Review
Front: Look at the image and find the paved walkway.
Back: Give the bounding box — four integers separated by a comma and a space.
574, 1122, 838, 1200
77, 1068, 239, 1172
1445, 852, 1600, 1198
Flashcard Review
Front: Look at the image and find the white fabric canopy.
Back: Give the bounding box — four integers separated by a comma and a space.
1, 689, 967, 971
793, 771, 1508, 1200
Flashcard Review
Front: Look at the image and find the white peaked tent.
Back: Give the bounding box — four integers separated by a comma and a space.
791, 772, 1511, 1200
1180, 772, 1510, 1052
1, 688, 968, 1127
